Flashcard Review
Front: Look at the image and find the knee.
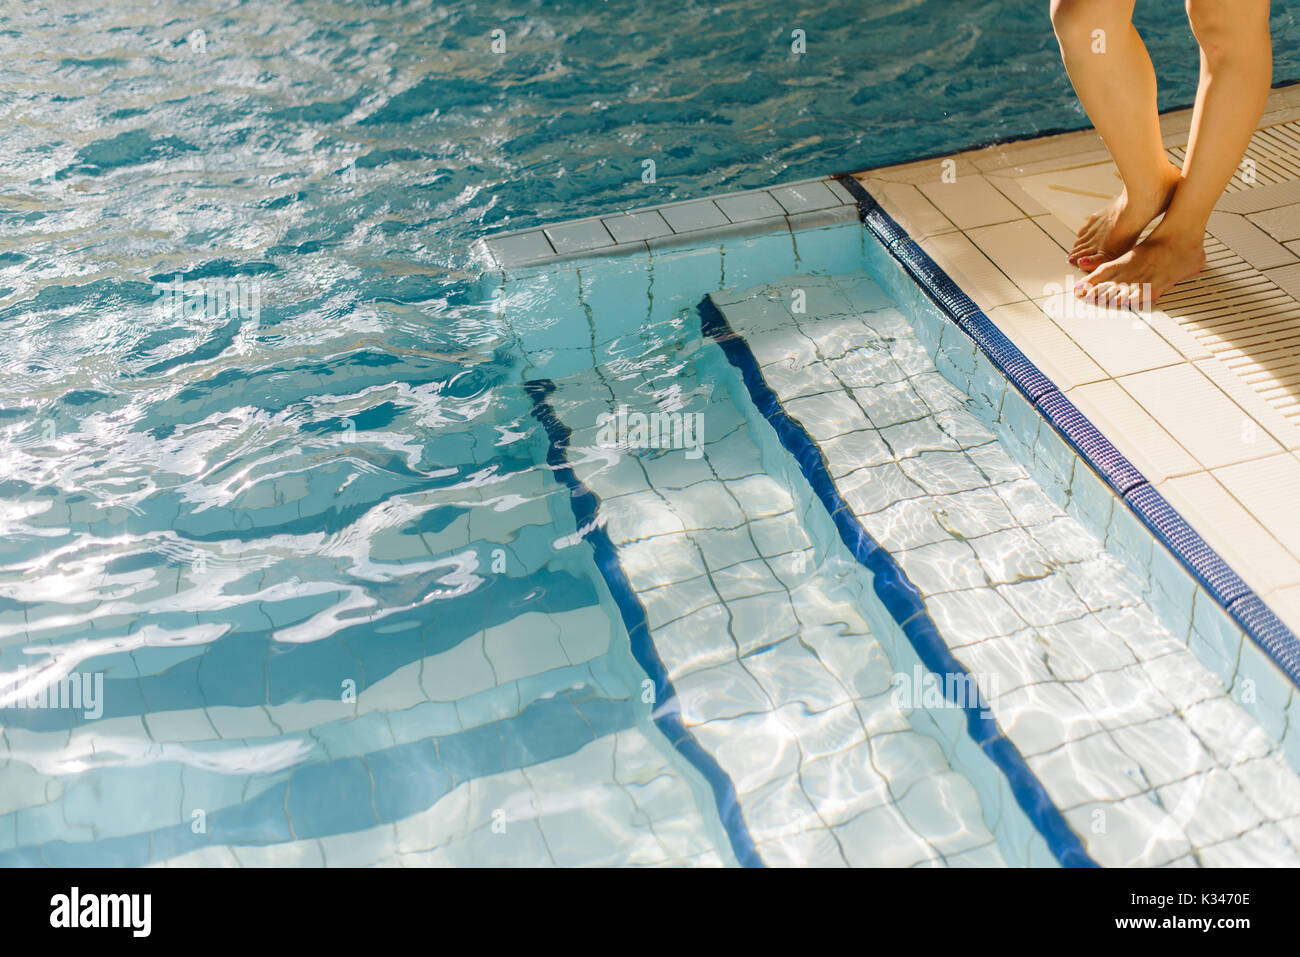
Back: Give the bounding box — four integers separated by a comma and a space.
1051, 0, 1125, 47
1185, 0, 1268, 64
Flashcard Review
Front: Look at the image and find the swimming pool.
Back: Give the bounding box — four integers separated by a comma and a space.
4, 1, 1300, 868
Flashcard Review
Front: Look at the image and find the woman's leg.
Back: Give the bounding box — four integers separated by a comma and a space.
1076, 0, 1273, 307
1050, 0, 1182, 268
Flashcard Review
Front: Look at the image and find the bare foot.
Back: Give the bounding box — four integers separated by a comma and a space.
1072, 227, 1205, 309
1067, 164, 1182, 271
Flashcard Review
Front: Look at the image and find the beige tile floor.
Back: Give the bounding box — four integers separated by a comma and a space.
855, 84, 1300, 634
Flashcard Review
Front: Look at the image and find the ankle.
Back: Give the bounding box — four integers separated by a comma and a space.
1147, 213, 1207, 246
1120, 170, 1181, 212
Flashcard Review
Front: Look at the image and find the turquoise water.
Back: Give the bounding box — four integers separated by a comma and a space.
3, 0, 1300, 866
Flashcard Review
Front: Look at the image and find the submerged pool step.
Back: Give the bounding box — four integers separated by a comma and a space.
705, 271, 1300, 866
146, 727, 724, 868
0, 589, 709, 866
542, 351, 1007, 866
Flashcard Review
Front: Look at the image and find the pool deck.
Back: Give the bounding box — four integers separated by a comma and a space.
854, 84, 1300, 635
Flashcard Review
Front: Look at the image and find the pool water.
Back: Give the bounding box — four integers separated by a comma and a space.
4, 1, 1300, 867
5, 209, 1300, 865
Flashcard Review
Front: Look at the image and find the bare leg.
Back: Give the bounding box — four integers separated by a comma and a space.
1051, 0, 1182, 269
1076, 0, 1273, 307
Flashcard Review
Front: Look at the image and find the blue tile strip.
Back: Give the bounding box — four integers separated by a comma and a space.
524, 378, 764, 868
698, 296, 1097, 869
836, 173, 1300, 692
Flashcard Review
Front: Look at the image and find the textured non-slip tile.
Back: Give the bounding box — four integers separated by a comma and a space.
1248, 204, 1300, 244
1013, 161, 1123, 230
1208, 211, 1298, 270
1067, 380, 1200, 485
917, 175, 1023, 231
1159, 472, 1300, 596
1213, 452, 1300, 557
1260, 261, 1300, 303
1192, 358, 1300, 453
1118, 364, 1282, 470
860, 178, 955, 240
987, 176, 1049, 217
865, 155, 980, 186
986, 300, 1105, 391
967, 219, 1078, 301
970, 128, 1107, 174
1030, 212, 1078, 252
921, 230, 1026, 310
1216, 178, 1300, 215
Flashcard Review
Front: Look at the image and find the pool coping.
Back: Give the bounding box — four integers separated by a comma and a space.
835, 173, 1300, 689
474, 176, 860, 270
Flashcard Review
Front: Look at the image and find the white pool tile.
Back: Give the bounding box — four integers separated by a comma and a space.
922, 230, 1026, 310
861, 179, 955, 240
1068, 381, 1201, 484
1120, 365, 1282, 471
917, 176, 1023, 231
1213, 452, 1300, 557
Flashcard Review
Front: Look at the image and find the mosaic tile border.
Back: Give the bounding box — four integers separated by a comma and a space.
835, 174, 1300, 690
524, 379, 763, 868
